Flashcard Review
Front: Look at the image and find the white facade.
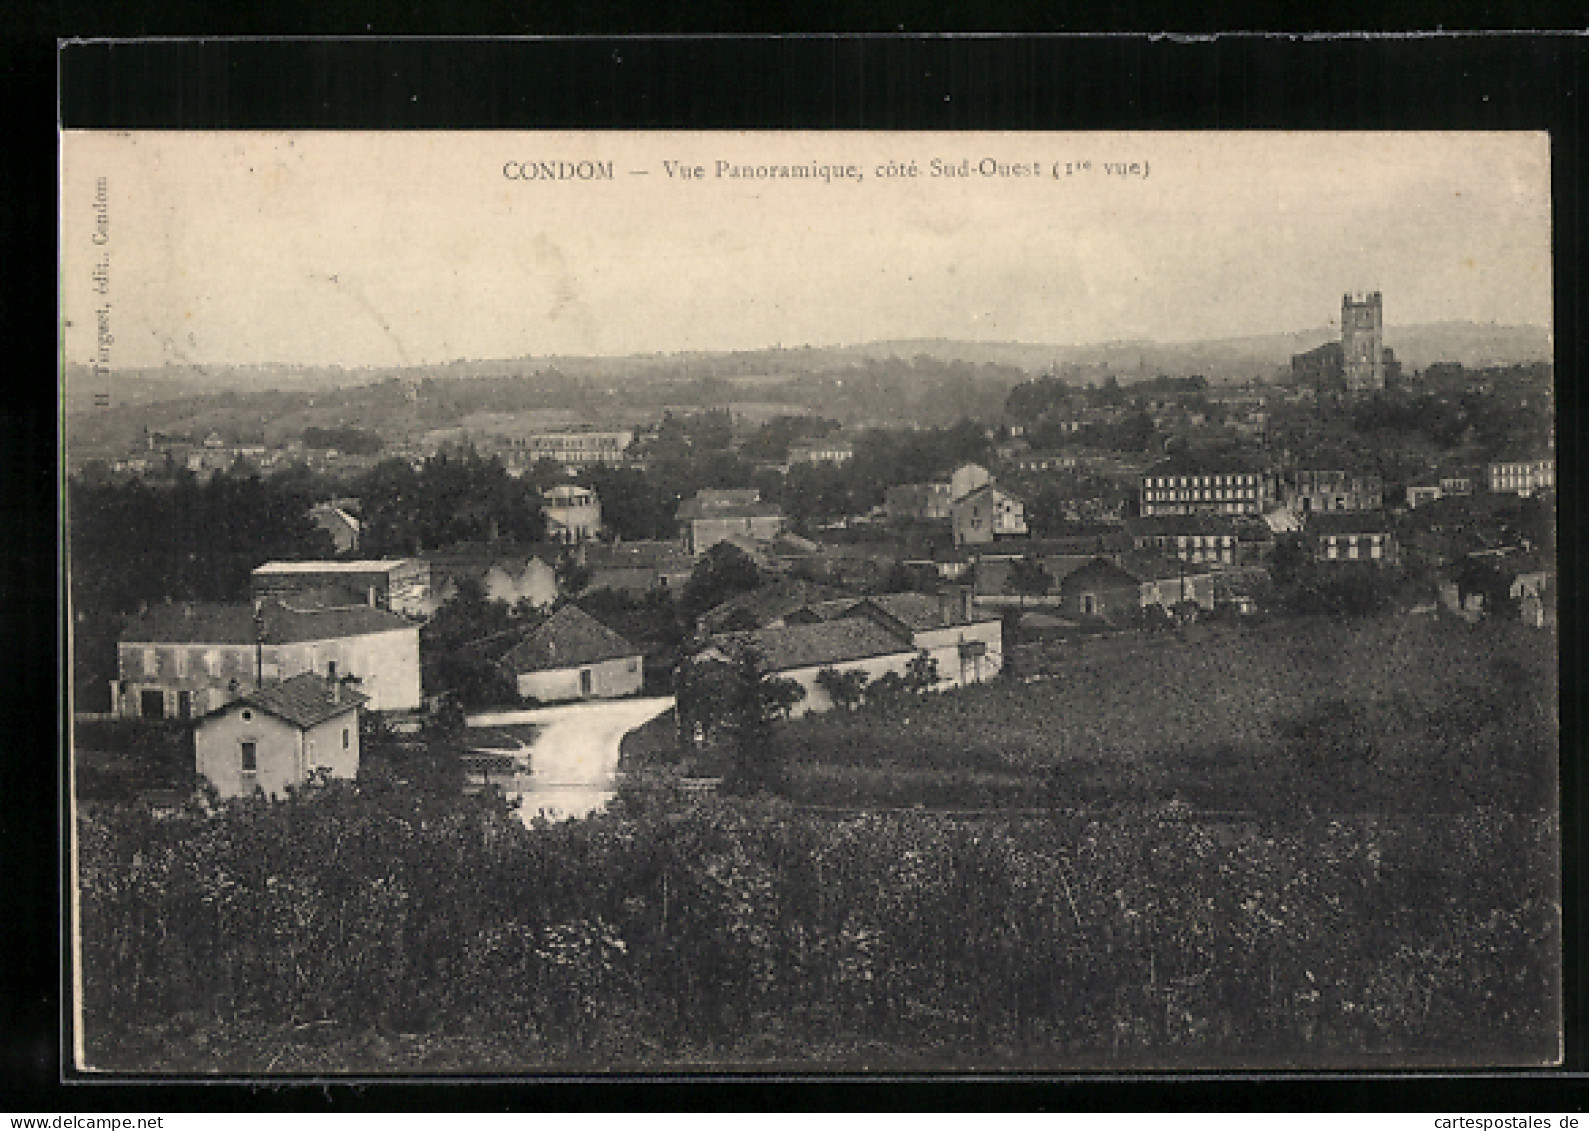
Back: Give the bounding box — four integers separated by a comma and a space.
515, 655, 643, 703
194, 703, 359, 800
116, 625, 421, 717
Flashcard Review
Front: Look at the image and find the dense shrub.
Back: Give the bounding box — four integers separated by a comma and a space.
76, 784, 1559, 1072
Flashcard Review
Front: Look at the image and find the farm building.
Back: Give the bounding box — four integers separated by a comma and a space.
497, 605, 644, 703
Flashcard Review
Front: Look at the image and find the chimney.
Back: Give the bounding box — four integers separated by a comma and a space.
183, 603, 194, 619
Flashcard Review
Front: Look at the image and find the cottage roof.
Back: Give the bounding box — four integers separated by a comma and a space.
121, 600, 414, 646
1057, 557, 1142, 593
699, 578, 848, 632
712, 618, 915, 673
206, 672, 366, 730
1120, 552, 1215, 584
858, 591, 999, 630
581, 540, 693, 570
497, 605, 639, 674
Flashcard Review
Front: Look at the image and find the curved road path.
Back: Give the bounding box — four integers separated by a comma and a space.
466, 696, 675, 821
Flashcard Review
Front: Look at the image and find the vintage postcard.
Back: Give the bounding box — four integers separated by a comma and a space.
61, 130, 1558, 1073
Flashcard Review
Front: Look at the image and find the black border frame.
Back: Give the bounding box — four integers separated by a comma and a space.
15, 31, 1586, 1112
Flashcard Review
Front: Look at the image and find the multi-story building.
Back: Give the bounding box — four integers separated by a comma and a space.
676, 489, 786, 555
1488, 459, 1555, 497
1139, 461, 1265, 517
951, 483, 1028, 545
1308, 512, 1398, 565
251, 559, 431, 617
114, 600, 422, 718
542, 483, 603, 543
1290, 469, 1383, 514
785, 439, 854, 467
1342, 291, 1385, 393
1125, 515, 1240, 566
504, 430, 635, 469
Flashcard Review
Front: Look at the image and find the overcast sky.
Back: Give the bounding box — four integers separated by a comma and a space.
60, 131, 1552, 370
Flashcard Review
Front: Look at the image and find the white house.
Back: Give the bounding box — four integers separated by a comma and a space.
115, 599, 422, 718
193, 673, 365, 799
497, 605, 644, 702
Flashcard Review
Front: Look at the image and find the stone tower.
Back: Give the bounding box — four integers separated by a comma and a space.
1341, 291, 1385, 393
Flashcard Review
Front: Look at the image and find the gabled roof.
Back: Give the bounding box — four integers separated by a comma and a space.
1120, 552, 1217, 584
1057, 557, 1142, 592
121, 600, 415, 645
711, 618, 915, 673
204, 672, 366, 730
857, 591, 999, 630
698, 578, 848, 632
497, 605, 639, 674
954, 483, 1024, 506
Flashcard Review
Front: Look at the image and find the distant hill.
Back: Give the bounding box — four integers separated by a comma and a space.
66, 320, 1550, 404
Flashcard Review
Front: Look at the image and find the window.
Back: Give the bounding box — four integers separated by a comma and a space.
240, 741, 257, 774
174, 650, 187, 678
140, 689, 165, 718
343, 728, 350, 750
142, 649, 157, 676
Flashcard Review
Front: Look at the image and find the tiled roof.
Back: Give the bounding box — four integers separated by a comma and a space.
497, 605, 639, 674
699, 578, 848, 631
860, 592, 999, 630
209, 672, 367, 730
712, 619, 915, 673
1057, 557, 1142, 592
581, 540, 693, 569
121, 600, 415, 645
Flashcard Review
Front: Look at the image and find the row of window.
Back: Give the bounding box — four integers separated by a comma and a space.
1144, 488, 1256, 501
127, 646, 356, 680
1322, 536, 1387, 560
1143, 475, 1257, 489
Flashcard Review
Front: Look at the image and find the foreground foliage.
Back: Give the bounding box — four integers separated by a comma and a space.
77, 783, 1557, 1072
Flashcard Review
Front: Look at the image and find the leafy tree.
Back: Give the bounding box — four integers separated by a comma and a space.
903, 650, 942, 693
681, 542, 763, 620
1005, 556, 1054, 606
815, 666, 871, 712
674, 643, 804, 791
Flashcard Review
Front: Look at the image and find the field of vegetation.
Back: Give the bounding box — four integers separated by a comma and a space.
760, 616, 1556, 815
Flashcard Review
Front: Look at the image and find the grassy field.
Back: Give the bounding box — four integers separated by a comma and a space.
764, 614, 1557, 814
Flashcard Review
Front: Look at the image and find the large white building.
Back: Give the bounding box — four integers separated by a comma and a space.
115, 599, 422, 718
